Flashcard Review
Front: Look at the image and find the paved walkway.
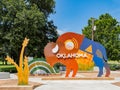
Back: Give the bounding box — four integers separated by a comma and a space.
10, 71, 120, 90
30, 71, 120, 90
31, 78, 120, 90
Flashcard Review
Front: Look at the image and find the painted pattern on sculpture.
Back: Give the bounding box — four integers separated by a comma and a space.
44, 32, 110, 77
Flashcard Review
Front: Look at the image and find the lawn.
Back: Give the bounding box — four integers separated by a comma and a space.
0, 62, 16, 73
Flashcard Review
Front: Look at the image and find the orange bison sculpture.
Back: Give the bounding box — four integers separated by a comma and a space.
44, 32, 110, 77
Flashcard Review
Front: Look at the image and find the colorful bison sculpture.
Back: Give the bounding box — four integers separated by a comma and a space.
44, 32, 110, 77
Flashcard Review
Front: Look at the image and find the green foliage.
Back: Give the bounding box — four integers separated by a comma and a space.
82, 13, 120, 60
28, 0, 55, 17
0, 0, 58, 63
0, 65, 17, 73
28, 58, 56, 74
108, 60, 120, 70
53, 63, 65, 73
31, 66, 50, 74
109, 64, 120, 71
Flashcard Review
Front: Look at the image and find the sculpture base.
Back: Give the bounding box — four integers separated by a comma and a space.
36, 71, 114, 80
42, 77, 114, 80
0, 79, 42, 90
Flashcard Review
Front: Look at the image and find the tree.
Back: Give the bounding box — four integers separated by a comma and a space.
28, 0, 55, 17
82, 13, 120, 60
0, 0, 58, 63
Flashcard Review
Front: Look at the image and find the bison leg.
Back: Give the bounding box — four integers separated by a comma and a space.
104, 62, 110, 77
72, 65, 78, 77
65, 67, 71, 77
72, 69, 77, 77
97, 66, 103, 77
93, 56, 104, 77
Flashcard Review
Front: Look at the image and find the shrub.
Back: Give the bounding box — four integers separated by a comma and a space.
0, 65, 17, 73
108, 60, 120, 71
109, 64, 120, 71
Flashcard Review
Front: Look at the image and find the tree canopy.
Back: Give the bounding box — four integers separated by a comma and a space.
0, 0, 58, 63
82, 13, 120, 60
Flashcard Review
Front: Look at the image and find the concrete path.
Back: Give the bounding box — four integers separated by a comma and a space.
32, 71, 120, 90
28, 77, 120, 90
10, 72, 120, 90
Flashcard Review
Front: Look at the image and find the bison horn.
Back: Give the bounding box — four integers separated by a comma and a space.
52, 44, 59, 53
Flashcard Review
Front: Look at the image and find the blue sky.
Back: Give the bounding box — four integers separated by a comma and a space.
49, 0, 120, 34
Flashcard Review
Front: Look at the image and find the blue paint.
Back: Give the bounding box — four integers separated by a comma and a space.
80, 37, 108, 76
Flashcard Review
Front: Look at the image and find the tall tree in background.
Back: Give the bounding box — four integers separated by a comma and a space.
0, 0, 58, 63
82, 13, 120, 60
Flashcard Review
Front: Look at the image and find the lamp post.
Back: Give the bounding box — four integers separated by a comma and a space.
91, 18, 96, 41
116, 22, 120, 41
118, 34, 120, 40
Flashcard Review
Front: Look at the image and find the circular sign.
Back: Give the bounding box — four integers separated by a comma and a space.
65, 40, 74, 50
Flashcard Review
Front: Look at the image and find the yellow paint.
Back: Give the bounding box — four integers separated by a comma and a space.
85, 45, 92, 53
75, 50, 94, 71
5, 38, 29, 85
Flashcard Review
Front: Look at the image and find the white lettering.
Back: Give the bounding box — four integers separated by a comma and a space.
56, 53, 88, 59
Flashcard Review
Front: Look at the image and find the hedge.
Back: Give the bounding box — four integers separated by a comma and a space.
0, 65, 17, 73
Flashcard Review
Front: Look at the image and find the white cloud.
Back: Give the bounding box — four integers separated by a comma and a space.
57, 29, 66, 35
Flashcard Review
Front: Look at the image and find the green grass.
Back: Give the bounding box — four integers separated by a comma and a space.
0, 61, 11, 65
0, 64, 17, 73
0, 64, 15, 68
